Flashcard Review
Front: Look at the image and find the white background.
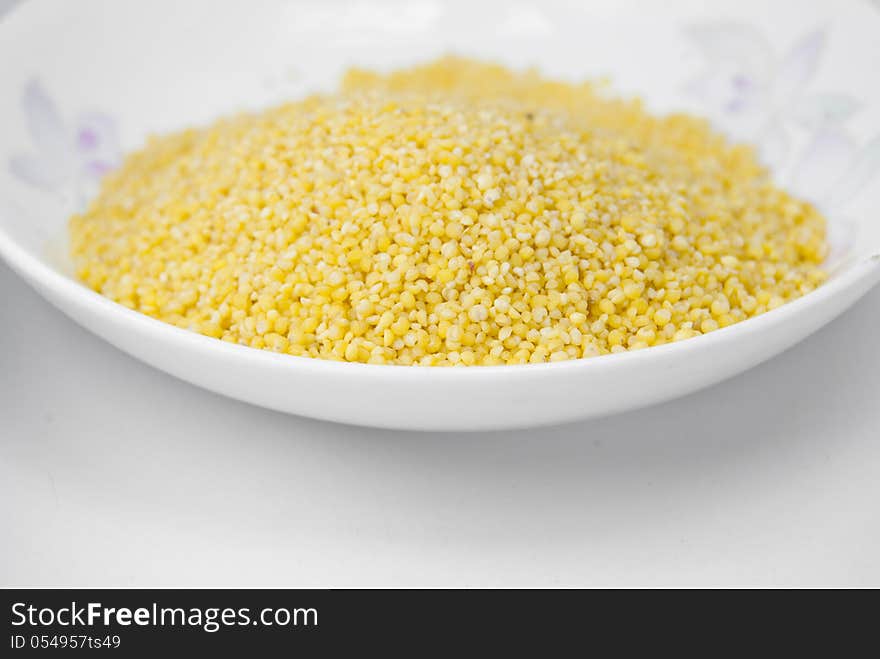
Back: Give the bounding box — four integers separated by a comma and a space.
2, 0, 879, 587
4, 258, 879, 587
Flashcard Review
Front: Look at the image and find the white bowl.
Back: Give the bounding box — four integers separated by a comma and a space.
1, 0, 879, 430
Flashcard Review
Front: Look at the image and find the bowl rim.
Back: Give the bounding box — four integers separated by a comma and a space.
2, 219, 878, 380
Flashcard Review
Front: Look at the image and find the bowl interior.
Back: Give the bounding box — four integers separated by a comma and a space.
1, 0, 879, 282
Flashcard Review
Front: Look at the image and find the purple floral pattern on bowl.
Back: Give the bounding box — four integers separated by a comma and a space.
685, 23, 880, 212
685, 23, 880, 266
7, 24, 878, 266
8, 79, 120, 205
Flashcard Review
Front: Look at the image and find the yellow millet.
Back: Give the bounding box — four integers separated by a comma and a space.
70, 57, 828, 366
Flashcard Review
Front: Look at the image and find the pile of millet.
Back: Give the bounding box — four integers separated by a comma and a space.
70, 58, 828, 365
